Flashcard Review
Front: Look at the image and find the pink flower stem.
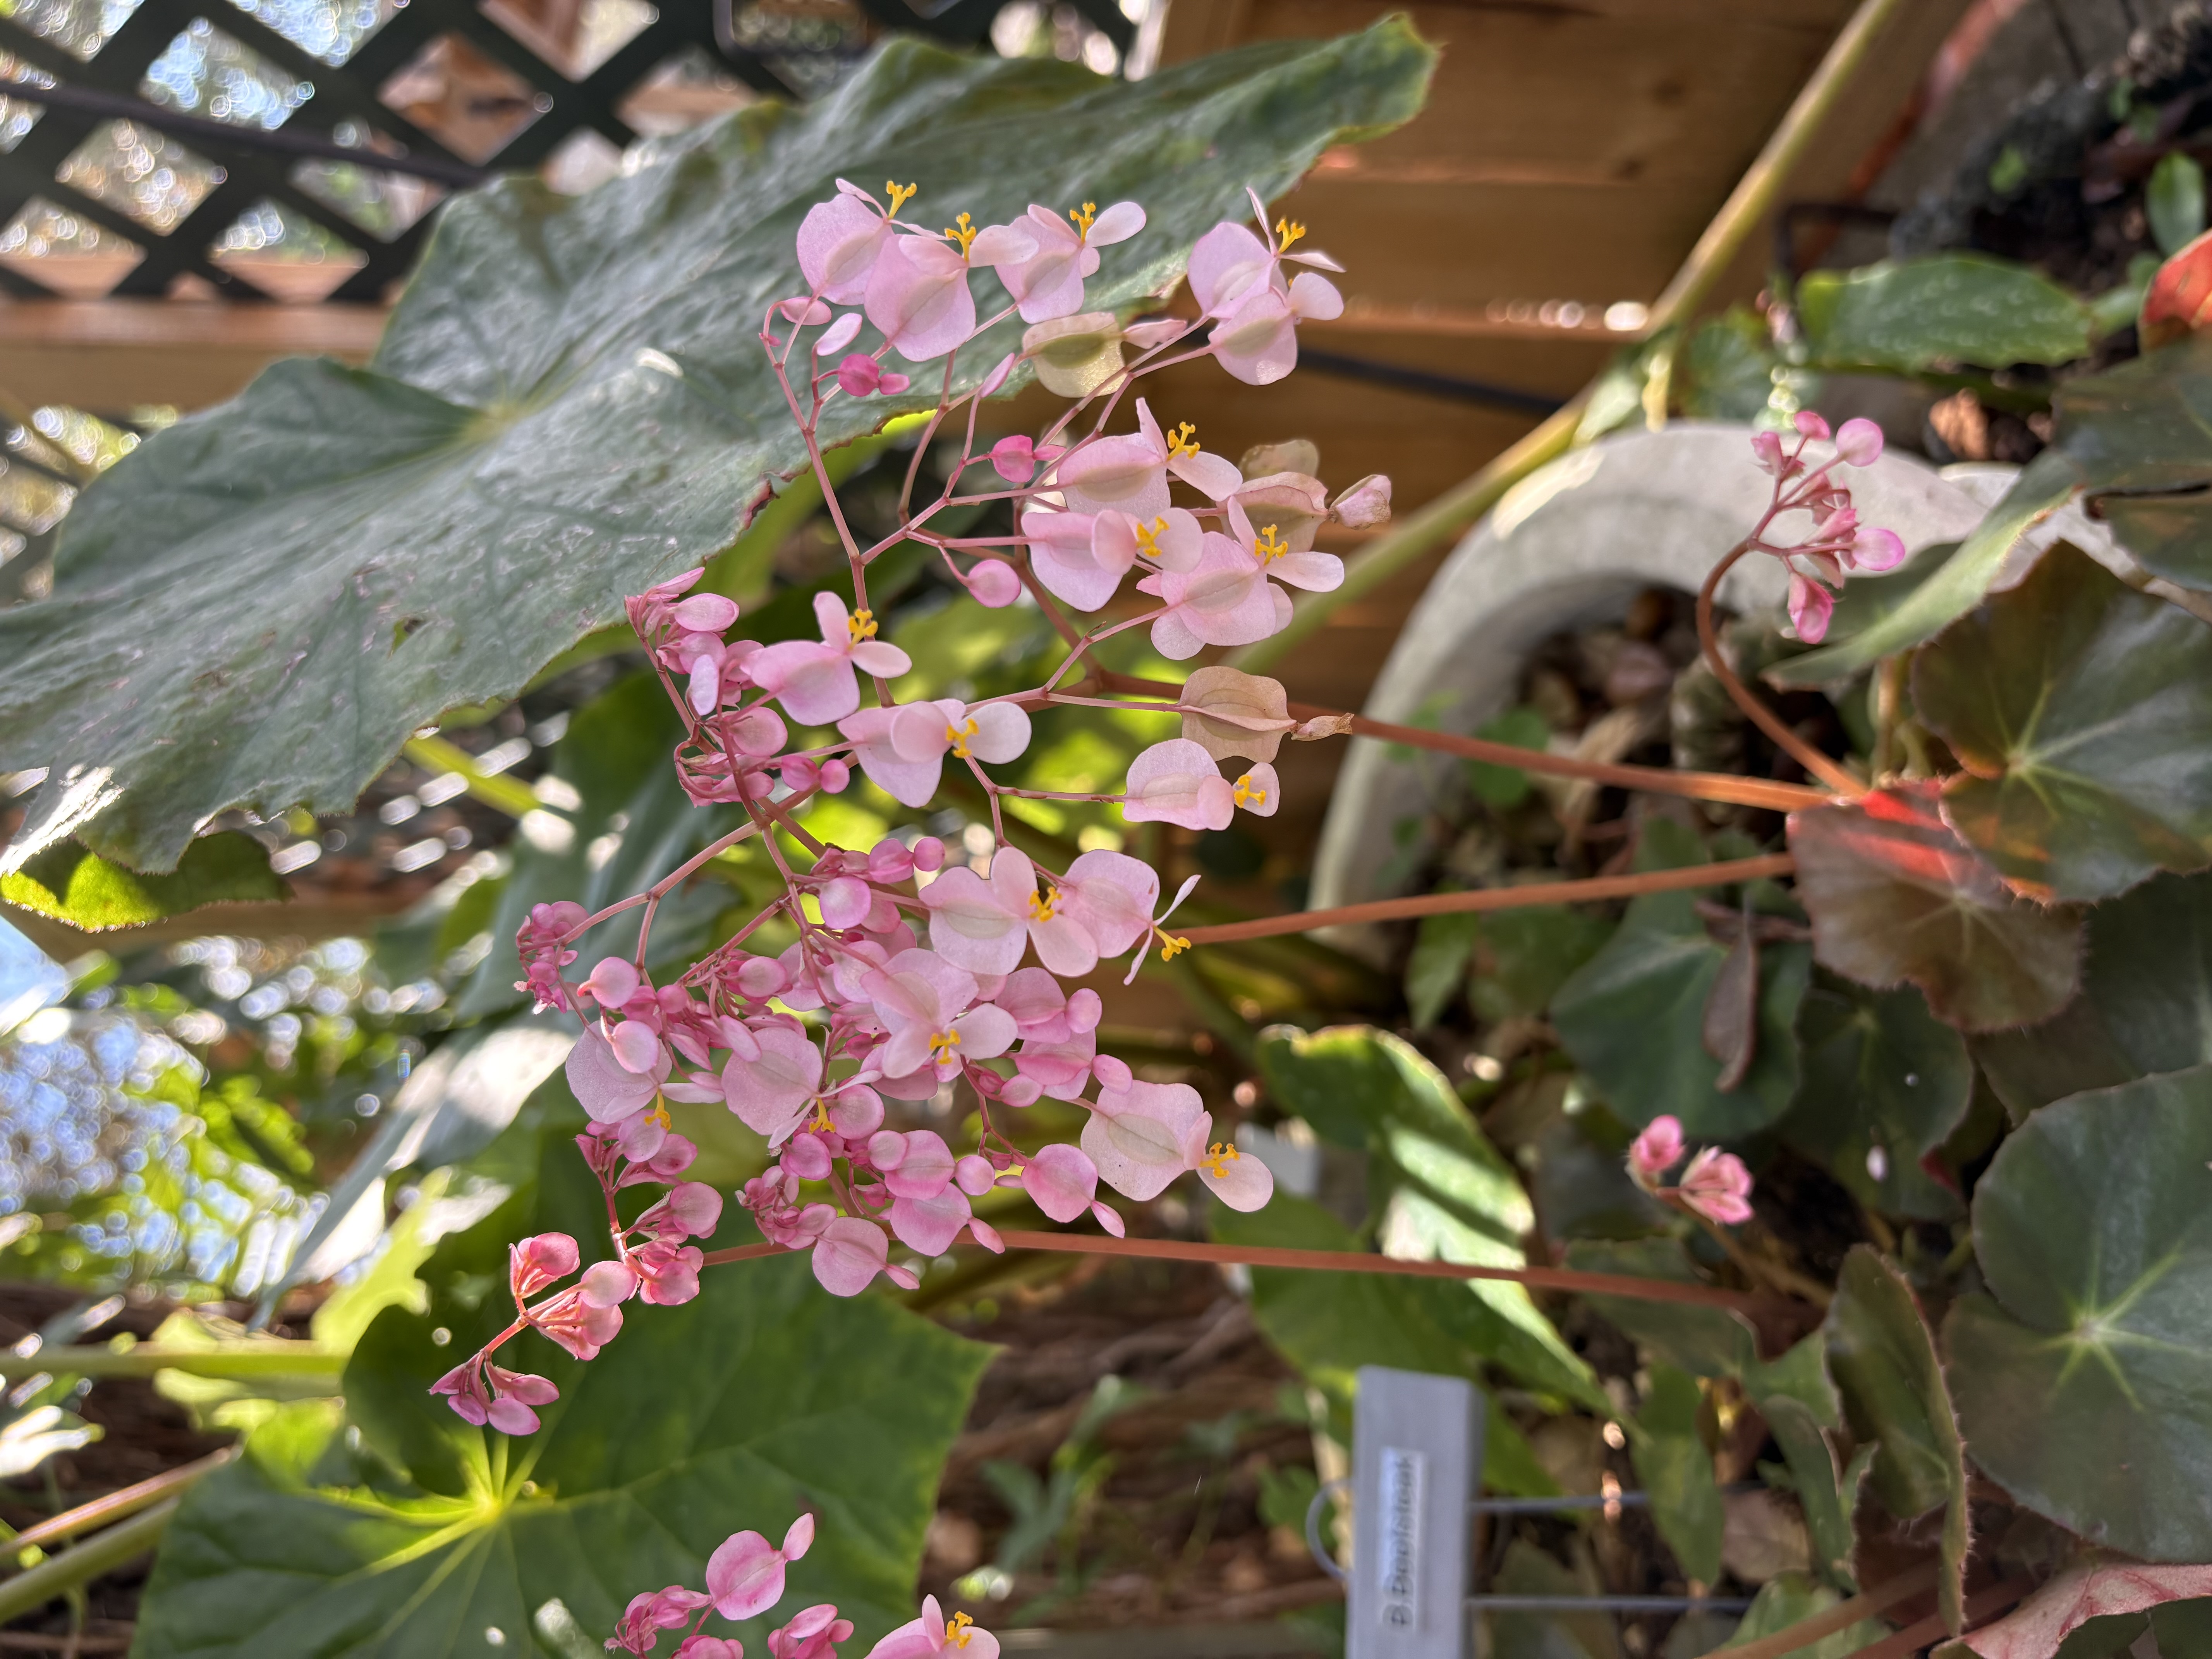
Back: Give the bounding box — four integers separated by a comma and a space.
556, 816, 777, 948
1695, 541, 1862, 796
1670, 1197, 1833, 1307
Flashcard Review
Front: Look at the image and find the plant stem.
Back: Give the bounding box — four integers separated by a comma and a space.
1696, 1560, 1936, 1659
1170, 854, 1795, 946
0, 1499, 181, 1625
1839, 1579, 2032, 1659
1695, 545, 1863, 796
1685, 1209, 1833, 1309
0, 1343, 345, 1382
7, 1448, 235, 1558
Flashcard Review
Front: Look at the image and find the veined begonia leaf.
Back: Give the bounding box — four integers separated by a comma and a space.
1973, 871, 2212, 1119
1632, 1364, 1722, 1585
1212, 1192, 1558, 1496
132, 1094, 989, 1656
0, 22, 1436, 875
1946, 1066, 2212, 1563
1784, 975, 1972, 1218
1913, 544, 2212, 902
1796, 255, 2095, 373
1946, 1559, 2212, 1659
1825, 1247, 1970, 1633
0, 832, 284, 930
1788, 782, 2081, 1032
1253, 1025, 1607, 1413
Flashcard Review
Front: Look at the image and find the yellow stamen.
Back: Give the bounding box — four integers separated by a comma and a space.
646, 1102, 672, 1132
886, 180, 917, 218
1069, 201, 1097, 239
945, 716, 980, 758
808, 1096, 832, 1133
1027, 887, 1058, 923
945, 211, 978, 258
847, 608, 879, 644
1233, 773, 1266, 809
1254, 523, 1290, 563
1274, 217, 1305, 254
1132, 514, 1168, 560
1200, 1140, 1239, 1179
1156, 927, 1191, 961
1163, 421, 1200, 462
929, 1027, 963, 1061
947, 1613, 977, 1650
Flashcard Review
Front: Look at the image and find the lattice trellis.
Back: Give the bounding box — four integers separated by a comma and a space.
0, 0, 1134, 304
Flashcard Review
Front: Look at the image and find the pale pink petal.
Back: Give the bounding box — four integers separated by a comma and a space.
1196, 1139, 1274, 1211
567, 1028, 665, 1123
966, 701, 1031, 764
1209, 286, 1298, 386
1186, 219, 1273, 316
811, 1217, 891, 1297
722, 1025, 823, 1135
797, 194, 891, 304
749, 640, 861, 726
1055, 429, 1170, 521
951, 1001, 1017, 1060
708, 1530, 787, 1621
1084, 1079, 1206, 1201
1167, 447, 1244, 502
1287, 270, 1343, 321
890, 1185, 972, 1255
921, 865, 1029, 976
1231, 763, 1281, 817
1087, 201, 1144, 245
866, 234, 976, 364
1023, 1142, 1098, 1222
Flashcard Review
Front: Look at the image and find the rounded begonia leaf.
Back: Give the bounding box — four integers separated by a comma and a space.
1796, 254, 2095, 373
1915, 544, 2212, 903
1946, 1065, 2212, 1564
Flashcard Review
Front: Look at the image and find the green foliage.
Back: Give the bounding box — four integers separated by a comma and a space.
0, 832, 284, 927
1785, 976, 1972, 1218
1630, 1364, 1721, 1584
1469, 906, 1613, 1023
1796, 254, 2094, 371
1945, 1066, 2212, 1563
134, 1095, 991, 1656
1915, 546, 2212, 902
1680, 308, 1783, 423
1252, 1025, 1605, 1411
1465, 706, 1552, 809
0, 22, 1436, 874
1761, 1397, 1870, 1591
1788, 783, 2081, 1033
1552, 826, 1808, 1137
1724, 1573, 1888, 1656
2149, 152, 2208, 257
1405, 909, 1479, 1029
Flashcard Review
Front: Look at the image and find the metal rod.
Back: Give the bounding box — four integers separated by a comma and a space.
0, 77, 495, 188
1472, 1492, 1649, 1514
1295, 347, 1566, 417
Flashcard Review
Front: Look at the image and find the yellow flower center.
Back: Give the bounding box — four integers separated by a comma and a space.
808, 1096, 833, 1132
1069, 201, 1097, 239
847, 608, 879, 644
1274, 217, 1305, 254
1163, 421, 1200, 463
1232, 773, 1266, 809
886, 180, 917, 218
929, 1027, 963, 1061
945, 211, 978, 259
947, 1613, 976, 1649
1156, 927, 1191, 961
945, 716, 979, 758
1200, 1140, 1238, 1179
1027, 888, 1059, 923
1254, 524, 1289, 563
1132, 514, 1169, 560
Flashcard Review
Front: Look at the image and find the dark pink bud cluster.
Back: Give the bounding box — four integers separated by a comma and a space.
1745, 411, 1907, 643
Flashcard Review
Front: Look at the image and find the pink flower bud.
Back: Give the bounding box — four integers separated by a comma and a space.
1835, 417, 1884, 467
1850, 526, 1906, 573
511, 1232, 579, 1299
911, 835, 946, 873
781, 756, 820, 792
785, 1133, 835, 1182
1788, 572, 1835, 644
582, 1259, 639, 1306
1329, 472, 1393, 527
672, 594, 739, 633
818, 757, 851, 793
1793, 409, 1832, 441
963, 558, 1023, 608
835, 352, 909, 398
1678, 1146, 1755, 1225
1627, 1116, 1684, 1188
955, 1154, 997, 1195
610, 1020, 664, 1075
1093, 1053, 1133, 1090
582, 957, 641, 1007
990, 434, 1038, 484
735, 955, 789, 998
818, 876, 872, 929
777, 295, 833, 323
867, 837, 915, 884
1749, 429, 1786, 477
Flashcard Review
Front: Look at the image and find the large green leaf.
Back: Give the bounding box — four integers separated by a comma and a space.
1767, 454, 2078, 685
1797, 254, 2095, 372
1631, 1364, 1722, 1585
0, 831, 285, 929
2043, 331, 2212, 589
1913, 544, 2212, 902
1945, 1066, 2212, 1563
1212, 1192, 1559, 1495
1253, 1025, 1606, 1413
1784, 976, 1971, 1219
0, 24, 1436, 874
1788, 783, 2081, 1033
1550, 874, 1810, 1139
1825, 1247, 1970, 1633
134, 1094, 990, 1656
1972, 871, 2212, 1118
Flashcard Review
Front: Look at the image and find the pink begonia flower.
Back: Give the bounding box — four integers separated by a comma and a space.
1331, 472, 1393, 527
811, 1215, 919, 1295
582, 956, 641, 1008
1677, 1146, 1755, 1225
567, 1026, 670, 1124
635, 1180, 724, 1243
723, 1024, 825, 1139
1053, 398, 1243, 520
528, 1285, 623, 1360
616, 1123, 698, 1187
1022, 1141, 1099, 1223
872, 1127, 957, 1197
961, 558, 1023, 608
990, 434, 1038, 484
1788, 572, 1835, 644
836, 352, 910, 398
677, 1638, 742, 1659
862, 948, 1017, 1082
610, 1019, 665, 1075
628, 1239, 705, 1306
1226, 495, 1343, 596
866, 1597, 1000, 1659
889, 1182, 974, 1255
708, 1513, 816, 1621
1185, 200, 1345, 386
1082, 1077, 1207, 1201
768, 1603, 855, 1659
838, 697, 1030, 809
510, 1231, 579, 1300
748, 592, 914, 726
1136, 537, 1278, 659
610, 1584, 712, 1656
1186, 1130, 1274, 1212
1230, 763, 1280, 818
864, 217, 1032, 364
1121, 739, 1235, 831
917, 845, 1057, 975
987, 199, 1145, 321
1120, 871, 1204, 984
1018, 848, 1159, 977
1627, 1116, 1685, 1189
797, 179, 912, 304
1230, 471, 1330, 555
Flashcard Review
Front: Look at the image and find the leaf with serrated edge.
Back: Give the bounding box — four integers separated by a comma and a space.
1788, 782, 2081, 1032
0, 23, 1436, 874
1946, 1066, 2212, 1564
2048, 332, 2212, 589
1915, 544, 2212, 903
1797, 254, 2095, 373
1632, 1364, 1722, 1584
1953, 1559, 2212, 1659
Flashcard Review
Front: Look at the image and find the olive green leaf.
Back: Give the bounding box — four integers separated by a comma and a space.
1, 832, 284, 930
1762, 1397, 1872, 1591
2042, 330, 2212, 590
1632, 1364, 1723, 1585
1797, 255, 2096, 373
133, 1095, 990, 1656
1784, 975, 1972, 1218
1946, 1066, 2212, 1563
1826, 1247, 1971, 1634
1788, 783, 2081, 1032
0, 22, 1436, 874
1973, 872, 2212, 1118
1912, 544, 2212, 902
1725, 1572, 1890, 1657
